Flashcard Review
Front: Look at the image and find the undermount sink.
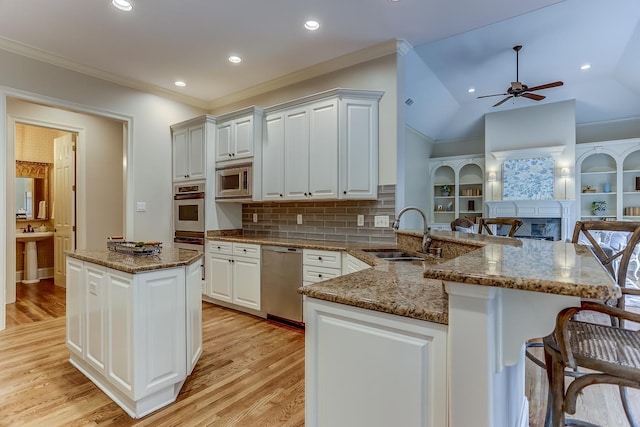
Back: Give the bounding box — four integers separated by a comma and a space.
366, 251, 425, 261
16, 231, 53, 242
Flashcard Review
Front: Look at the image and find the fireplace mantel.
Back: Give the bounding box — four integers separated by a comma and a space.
485, 200, 575, 241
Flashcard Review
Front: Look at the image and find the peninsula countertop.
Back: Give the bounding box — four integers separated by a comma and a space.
66, 248, 203, 274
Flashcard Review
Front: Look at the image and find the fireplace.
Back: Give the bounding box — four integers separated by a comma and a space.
485, 200, 575, 241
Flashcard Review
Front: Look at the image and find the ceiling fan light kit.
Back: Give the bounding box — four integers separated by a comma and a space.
477, 45, 563, 107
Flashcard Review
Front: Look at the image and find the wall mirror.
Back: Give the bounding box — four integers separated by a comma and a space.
16, 160, 50, 221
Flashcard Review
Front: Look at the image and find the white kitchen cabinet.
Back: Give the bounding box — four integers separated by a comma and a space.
206, 240, 261, 310
576, 138, 640, 221
65, 254, 202, 418
303, 249, 341, 286
341, 253, 369, 275
262, 112, 286, 201
171, 117, 210, 182
304, 298, 448, 427
261, 89, 383, 202
215, 106, 263, 164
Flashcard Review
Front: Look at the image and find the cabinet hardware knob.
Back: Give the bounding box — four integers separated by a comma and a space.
217, 246, 221, 249
343, 191, 347, 194
243, 249, 247, 252
279, 194, 283, 197
232, 153, 235, 156
228, 153, 232, 157
318, 256, 322, 260
318, 274, 323, 278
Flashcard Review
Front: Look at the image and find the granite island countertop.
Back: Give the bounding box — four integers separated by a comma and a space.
66, 248, 203, 274
207, 231, 619, 325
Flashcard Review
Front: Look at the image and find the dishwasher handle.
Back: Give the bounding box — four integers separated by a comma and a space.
262, 245, 303, 254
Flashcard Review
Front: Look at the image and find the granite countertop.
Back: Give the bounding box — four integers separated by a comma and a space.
66, 248, 203, 274
207, 231, 619, 325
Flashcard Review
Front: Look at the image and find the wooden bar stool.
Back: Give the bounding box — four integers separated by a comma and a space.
477, 217, 523, 237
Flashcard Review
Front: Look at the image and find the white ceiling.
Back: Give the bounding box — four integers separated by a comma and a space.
0, 0, 638, 142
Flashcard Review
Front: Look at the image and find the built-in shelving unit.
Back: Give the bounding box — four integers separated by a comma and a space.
429, 155, 484, 230
576, 138, 640, 221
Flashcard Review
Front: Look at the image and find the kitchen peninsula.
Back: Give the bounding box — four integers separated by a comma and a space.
299, 230, 619, 427
65, 248, 203, 418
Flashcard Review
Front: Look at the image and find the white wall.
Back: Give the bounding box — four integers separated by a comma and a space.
399, 126, 432, 229
485, 100, 576, 200
431, 136, 484, 158
0, 48, 205, 329
208, 54, 398, 185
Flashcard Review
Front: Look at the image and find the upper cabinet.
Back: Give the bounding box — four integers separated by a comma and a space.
261, 88, 383, 202
428, 155, 485, 229
215, 106, 263, 165
576, 138, 640, 221
171, 115, 213, 182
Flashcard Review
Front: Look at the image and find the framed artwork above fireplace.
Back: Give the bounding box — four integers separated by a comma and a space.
502, 156, 554, 200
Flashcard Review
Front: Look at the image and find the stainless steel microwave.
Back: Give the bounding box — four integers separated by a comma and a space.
216, 164, 252, 200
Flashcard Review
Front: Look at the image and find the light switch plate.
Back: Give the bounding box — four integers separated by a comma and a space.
253, 213, 258, 223
357, 215, 364, 226
136, 202, 147, 212
297, 214, 303, 225
374, 215, 389, 227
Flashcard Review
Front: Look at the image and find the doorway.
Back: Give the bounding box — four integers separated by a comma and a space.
4, 97, 127, 330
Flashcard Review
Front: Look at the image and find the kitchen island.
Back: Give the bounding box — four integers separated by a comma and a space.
299, 230, 618, 427
65, 248, 203, 418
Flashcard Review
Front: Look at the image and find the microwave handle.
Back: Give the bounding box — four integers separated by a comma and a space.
243, 170, 248, 190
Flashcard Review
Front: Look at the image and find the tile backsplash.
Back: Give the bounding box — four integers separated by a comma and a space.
242, 185, 396, 244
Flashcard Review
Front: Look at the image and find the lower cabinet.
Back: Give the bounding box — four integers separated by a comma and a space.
206, 240, 261, 310
304, 298, 448, 427
65, 256, 202, 418
341, 253, 369, 275
303, 249, 342, 286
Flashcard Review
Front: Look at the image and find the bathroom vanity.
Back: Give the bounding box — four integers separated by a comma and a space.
64, 248, 203, 418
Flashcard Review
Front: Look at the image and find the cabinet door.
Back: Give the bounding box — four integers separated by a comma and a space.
105, 269, 135, 398
339, 98, 378, 199
216, 121, 233, 162
309, 99, 338, 199
284, 107, 310, 199
233, 116, 254, 159
232, 256, 261, 310
262, 112, 286, 201
186, 261, 203, 375
66, 257, 84, 358
172, 128, 189, 181
207, 254, 233, 302
85, 264, 106, 374
187, 124, 206, 180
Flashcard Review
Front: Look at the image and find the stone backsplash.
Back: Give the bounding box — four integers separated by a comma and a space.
242, 185, 396, 244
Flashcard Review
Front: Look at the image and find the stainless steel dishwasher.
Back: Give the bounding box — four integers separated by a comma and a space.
261, 246, 304, 325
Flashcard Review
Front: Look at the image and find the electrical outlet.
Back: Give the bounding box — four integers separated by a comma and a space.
253, 213, 258, 223
297, 214, 303, 225
136, 202, 147, 212
357, 215, 364, 226
374, 215, 390, 227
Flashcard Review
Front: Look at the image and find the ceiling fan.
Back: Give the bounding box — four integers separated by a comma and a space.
477, 45, 563, 107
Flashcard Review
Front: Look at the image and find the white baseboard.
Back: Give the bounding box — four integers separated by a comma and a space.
15, 267, 54, 282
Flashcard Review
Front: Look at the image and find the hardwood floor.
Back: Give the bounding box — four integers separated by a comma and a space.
2, 282, 638, 426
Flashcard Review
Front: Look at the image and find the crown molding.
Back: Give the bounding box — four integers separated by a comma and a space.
0, 37, 209, 110
208, 38, 403, 110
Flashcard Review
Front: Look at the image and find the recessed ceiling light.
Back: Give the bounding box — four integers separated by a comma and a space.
580, 64, 592, 70
468, 88, 476, 93
112, 0, 132, 11
174, 81, 186, 87
304, 20, 320, 31
228, 55, 242, 64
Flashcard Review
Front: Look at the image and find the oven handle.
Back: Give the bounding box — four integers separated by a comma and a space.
174, 192, 205, 200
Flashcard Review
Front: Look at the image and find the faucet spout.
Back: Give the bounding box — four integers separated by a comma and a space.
393, 206, 431, 253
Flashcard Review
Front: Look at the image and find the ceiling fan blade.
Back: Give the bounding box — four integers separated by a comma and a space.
477, 93, 508, 99
526, 81, 564, 92
493, 96, 513, 107
521, 92, 545, 101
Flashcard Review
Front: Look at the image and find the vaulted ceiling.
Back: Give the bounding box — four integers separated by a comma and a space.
1, 0, 638, 142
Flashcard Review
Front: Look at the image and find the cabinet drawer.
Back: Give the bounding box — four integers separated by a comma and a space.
207, 240, 233, 255
303, 265, 341, 284
303, 249, 341, 269
233, 243, 261, 259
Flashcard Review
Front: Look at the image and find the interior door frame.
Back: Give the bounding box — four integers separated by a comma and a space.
0, 87, 134, 331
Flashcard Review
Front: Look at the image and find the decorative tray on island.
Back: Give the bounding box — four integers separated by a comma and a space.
107, 237, 162, 256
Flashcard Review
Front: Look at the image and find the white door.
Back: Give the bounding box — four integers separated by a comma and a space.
54, 134, 76, 287
309, 99, 338, 199
284, 107, 310, 199
262, 113, 285, 201
233, 116, 254, 159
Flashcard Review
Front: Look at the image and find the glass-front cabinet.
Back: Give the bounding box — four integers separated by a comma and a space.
576, 138, 640, 221
429, 155, 484, 230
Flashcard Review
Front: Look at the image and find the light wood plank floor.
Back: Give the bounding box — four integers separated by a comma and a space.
2, 282, 639, 426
